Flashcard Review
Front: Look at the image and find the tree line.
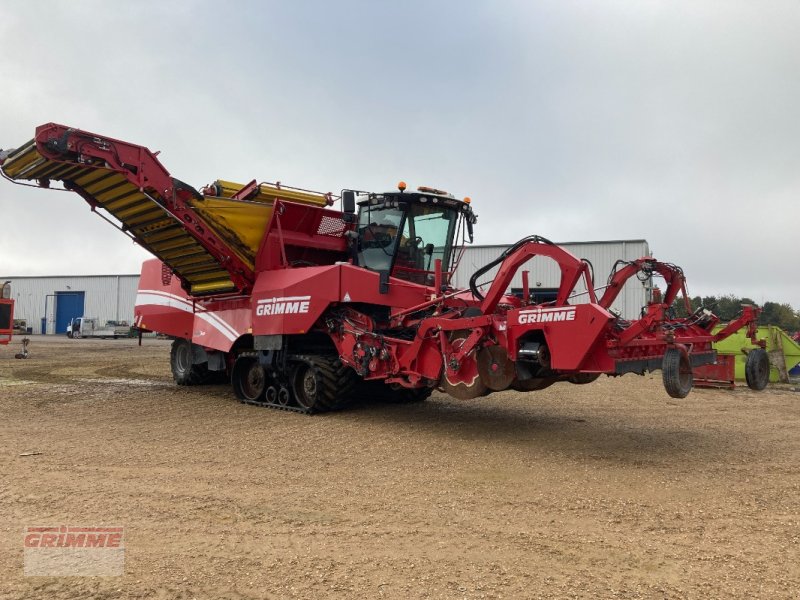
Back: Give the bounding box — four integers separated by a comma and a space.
670, 294, 800, 331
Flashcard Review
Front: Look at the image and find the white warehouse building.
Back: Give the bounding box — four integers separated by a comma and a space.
2, 275, 140, 335
3, 239, 651, 334
450, 239, 652, 320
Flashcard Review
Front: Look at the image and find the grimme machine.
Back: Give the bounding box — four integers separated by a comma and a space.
0, 123, 769, 412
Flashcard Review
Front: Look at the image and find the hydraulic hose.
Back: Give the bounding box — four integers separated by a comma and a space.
469, 235, 554, 301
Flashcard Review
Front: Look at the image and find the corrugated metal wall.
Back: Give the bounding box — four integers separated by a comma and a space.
1, 275, 139, 334
451, 240, 651, 319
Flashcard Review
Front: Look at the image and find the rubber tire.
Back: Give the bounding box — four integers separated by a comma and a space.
355, 380, 433, 403
170, 338, 211, 385
511, 377, 557, 392
568, 373, 601, 385
745, 348, 770, 391
290, 355, 358, 413
662, 348, 693, 399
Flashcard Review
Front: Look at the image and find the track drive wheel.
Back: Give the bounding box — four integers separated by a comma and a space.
662, 348, 692, 399
232, 355, 267, 402
290, 355, 357, 413
170, 338, 211, 385
745, 348, 770, 391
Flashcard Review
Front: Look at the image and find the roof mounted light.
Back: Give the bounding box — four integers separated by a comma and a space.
463, 197, 471, 204
398, 181, 407, 192
417, 185, 447, 195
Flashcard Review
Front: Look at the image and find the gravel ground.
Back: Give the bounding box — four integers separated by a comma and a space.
1, 336, 799, 599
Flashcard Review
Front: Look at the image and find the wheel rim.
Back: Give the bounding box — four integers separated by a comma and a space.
175, 343, 190, 374
278, 387, 290, 406
292, 365, 317, 409
242, 361, 266, 400
755, 356, 768, 380
233, 357, 266, 401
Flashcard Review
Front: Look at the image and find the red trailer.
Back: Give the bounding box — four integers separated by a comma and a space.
0, 124, 770, 411
0, 282, 13, 346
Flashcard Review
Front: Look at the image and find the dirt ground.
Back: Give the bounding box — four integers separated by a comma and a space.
1, 336, 799, 599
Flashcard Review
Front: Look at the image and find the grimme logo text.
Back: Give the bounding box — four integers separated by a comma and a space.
517, 307, 577, 324
256, 295, 311, 317
25, 526, 123, 548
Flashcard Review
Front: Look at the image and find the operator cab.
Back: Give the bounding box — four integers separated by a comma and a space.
342, 183, 476, 287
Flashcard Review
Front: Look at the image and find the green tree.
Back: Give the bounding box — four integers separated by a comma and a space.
759, 302, 800, 331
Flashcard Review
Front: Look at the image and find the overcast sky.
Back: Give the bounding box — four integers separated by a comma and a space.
1, 1, 798, 307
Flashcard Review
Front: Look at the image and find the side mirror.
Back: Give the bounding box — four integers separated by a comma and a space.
425, 243, 434, 256
466, 219, 474, 243
342, 190, 356, 214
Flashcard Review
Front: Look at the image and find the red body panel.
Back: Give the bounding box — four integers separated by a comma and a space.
0, 298, 13, 345
135, 259, 251, 352
693, 355, 736, 389
507, 304, 614, 370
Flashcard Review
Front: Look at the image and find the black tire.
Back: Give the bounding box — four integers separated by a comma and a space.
289, 355, 358, 413
170, 338, 211, 385
231, 355, 267, 402
568, 373, 601, 385
511, 377, 557, 392
355, 380, 433, 403
662, 348, 692, 399
745, 348, 770, 391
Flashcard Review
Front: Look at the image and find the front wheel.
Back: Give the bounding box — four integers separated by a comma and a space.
745, 348, 770, 391
170, 338, 210, 385
662, 348, 692, 399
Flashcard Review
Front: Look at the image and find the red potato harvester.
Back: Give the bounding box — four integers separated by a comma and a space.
0, 124, 769, 412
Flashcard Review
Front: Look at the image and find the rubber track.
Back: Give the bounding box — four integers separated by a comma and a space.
291, 354, 359, 412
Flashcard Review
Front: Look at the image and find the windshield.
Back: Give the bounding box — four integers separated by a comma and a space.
357, 200, 458, 284
357, 203, 404, 273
